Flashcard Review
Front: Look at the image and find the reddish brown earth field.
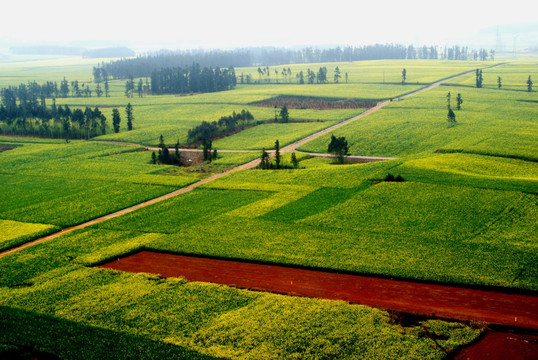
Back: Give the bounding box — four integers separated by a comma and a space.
454, 332, 538, 360
99, 251, 538, 330
99, 250, 538, 359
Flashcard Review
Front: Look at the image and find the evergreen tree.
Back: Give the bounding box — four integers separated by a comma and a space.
447, 108, 456, 125
291, 152, 299, 169
402, 68, 407, 84
456, 93, 463, 110
60, 77, 69, 98
475, 69, 483, 88
137, 79, 143, 97
203, 140, 212, 162
274, 139, 281, 169
126, 103, 134, 131
334, 66, 341, 83
279, 105, 289, 123
104, 79, 109, 98
446, 91, 451, 110
112, 108, 121, 133
95, 83, 103, 97
299, 70, 304, 84
260, 148, 270, 169
527, 75, 533, 92
497, 76, 502, 89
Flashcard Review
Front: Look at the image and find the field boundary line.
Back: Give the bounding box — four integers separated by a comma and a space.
0, 68, 478, 257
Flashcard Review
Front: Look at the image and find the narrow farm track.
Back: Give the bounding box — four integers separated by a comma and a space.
0, 68, 480, 258
100, 251, 538, 331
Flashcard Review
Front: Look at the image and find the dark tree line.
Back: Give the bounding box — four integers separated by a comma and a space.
1, 79, 102, 107
150, 64, 236, 95
97, 44, 494, 80
0, 101, 107, 140
187, 110, 254, 145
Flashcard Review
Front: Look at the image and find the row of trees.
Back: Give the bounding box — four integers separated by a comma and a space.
97, 45, 494, 80
187, 110, 255, 145
0, 100, 133, 138
0, 103, 107, 139
259, 140, 299, 170
1, 79, 107, 107
150, 64, 237, 95
477, 71, 533, 92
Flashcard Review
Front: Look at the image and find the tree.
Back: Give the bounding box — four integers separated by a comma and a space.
298, 70, 304, 84
151, 151, 157, 164
260, 148, 270, 169
527, 75, 533, 92
137, 79, 143, 97
456, 93, 463, 110
125, 76, 135, 98
279, 105, 289, 123
446, 91, 451, 110
112, 108, 121, 133
334, 66, 341, 83
475, 69, 483, 88
60, 77, 69, 98
328, 135, 348, 164
95, 83, 103, 97
274, 139, 281, 169
402, 68, 407, 84
291, 152, 299, 169
126, 103, 134, 131
203, 140, 212, 162
104, 79, 109, 98
497, 76, 502, 89
447, 108, 456, 125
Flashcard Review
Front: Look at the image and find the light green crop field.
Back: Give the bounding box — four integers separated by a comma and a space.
0, 137, 256, 249
446, 62, 538, 90
299, 81, 538, 160
0, 58, 536, 359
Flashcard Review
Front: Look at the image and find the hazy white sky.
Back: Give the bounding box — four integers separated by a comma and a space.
2, 0, 537, 49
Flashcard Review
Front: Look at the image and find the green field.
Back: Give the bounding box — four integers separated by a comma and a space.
0, 57, 536, 359
299, 67, 538, 160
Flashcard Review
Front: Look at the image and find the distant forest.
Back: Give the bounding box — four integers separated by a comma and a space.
98, 44, 495, 80
149, 64, 236, 95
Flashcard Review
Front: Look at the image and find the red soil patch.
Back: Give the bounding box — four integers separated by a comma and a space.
99, 250, 538, 330
454, 331, 538, 360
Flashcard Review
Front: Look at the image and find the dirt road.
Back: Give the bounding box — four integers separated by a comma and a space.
0, 69, 477, 258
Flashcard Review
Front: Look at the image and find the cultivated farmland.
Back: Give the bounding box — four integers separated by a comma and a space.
0, 56, 536, 359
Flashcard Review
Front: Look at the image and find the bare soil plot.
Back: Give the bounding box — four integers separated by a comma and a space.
99, 250, 538, 330
454, 331, 538, 360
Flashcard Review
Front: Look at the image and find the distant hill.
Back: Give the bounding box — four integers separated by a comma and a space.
9, 45, 135, 58
10, 45, 83, 56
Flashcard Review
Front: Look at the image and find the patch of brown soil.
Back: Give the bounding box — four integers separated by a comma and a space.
251, 95, 379, 109
454, 331, 538, 360
99, 251, 538, 330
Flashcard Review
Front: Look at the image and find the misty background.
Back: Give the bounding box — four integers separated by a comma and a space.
1, 0, 537, 57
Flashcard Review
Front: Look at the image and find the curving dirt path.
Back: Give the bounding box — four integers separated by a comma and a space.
100, 251, 538, 331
